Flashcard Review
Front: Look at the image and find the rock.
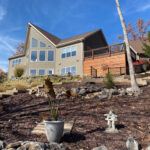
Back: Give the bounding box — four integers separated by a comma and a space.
7, 148, 16, 150
89, 86, 101, 93
92, 146, 107, 150
0, 140, 5, 149
78, 88, 87, 96
48, 143, 69, 150
119, 88, 126, 96
84, 82, 95, 86
126, 137, 138, 150
6, 141, 22, 149
110, 88, 118, 95
146, 145, 150, 150
71, 88, 79, 94
95, 94, 108, 100
126, 87, 133, 95
17, 141, 46, 150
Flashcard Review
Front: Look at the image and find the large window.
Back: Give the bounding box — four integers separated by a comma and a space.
39, 69, 45, 76
61, 45, 77, 59
31, 51, 37, 61
30, 69, 36, 76
40, 42, 46, 48
48, 69, 53, 75
39, 51, 45, 61
61, 66, 76, 75
48, 51, 54, 61
32, 38, 38, 48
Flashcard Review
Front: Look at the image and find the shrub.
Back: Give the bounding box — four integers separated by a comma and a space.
104, 73, 115, 89
0, 68, 7, 83
14, 65, 25, 78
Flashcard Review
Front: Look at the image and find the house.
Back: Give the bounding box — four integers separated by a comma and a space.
9, 23, 136, 78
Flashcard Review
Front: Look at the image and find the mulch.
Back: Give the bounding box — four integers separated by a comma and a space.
0, 82, 150, 150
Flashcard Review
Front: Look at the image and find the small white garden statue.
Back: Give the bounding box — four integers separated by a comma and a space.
104, 111, 118, 133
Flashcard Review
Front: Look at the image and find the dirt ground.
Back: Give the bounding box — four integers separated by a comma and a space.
0, 82, 150, 150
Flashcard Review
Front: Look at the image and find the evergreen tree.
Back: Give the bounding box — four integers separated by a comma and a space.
143, 31, 150, 57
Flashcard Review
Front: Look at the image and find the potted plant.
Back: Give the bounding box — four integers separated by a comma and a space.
42, 76, 64, 143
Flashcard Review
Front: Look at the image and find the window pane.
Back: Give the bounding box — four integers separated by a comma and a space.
39, 51, 45, 61
19, 59, 21, 64
72, 46, 76, 56
48, 51, 54, 61
71, 66, 76, 75
61, 68, 65, 75
48, 70, 53, 75
40, 42, 46, 47
12, 60, 15, 67
66, 67, 70, 73
39, 69, 45, 76
32, 38, 38, 48
31, 51, 37, 61
16, 59, 19, 63
48, 45, 51, 48
30, 69, 36, 76
66, 47, 71, 57
61, 49, 66, 58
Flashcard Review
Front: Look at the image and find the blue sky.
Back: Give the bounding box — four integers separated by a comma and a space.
0, 0, 150, 72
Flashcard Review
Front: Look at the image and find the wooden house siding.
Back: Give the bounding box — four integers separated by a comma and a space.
83, 52, 126, 76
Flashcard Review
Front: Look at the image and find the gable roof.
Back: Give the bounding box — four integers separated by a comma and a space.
129, 40, 150, 54
57, 29, 101, 46
9, 23, 104, 59
30, 23, 61, 45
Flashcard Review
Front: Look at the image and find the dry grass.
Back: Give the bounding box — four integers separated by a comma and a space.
14, 83, 27, 91
30, 81, 41, 87
0, 86, 7, 92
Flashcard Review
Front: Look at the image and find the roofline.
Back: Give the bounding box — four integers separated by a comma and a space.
28, 22, 56, 46
56, 29, 102, 47
8, 54, 25, 60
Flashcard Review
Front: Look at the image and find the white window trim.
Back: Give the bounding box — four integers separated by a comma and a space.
61, 45, 77, 59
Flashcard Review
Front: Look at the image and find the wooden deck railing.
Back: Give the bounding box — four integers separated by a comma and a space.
90, 66, 97, 78
107, 67, 126, 75
84, 43, 125, 59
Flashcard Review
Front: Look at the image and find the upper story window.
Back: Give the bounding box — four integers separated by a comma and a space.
39, 69, 45, 76
32, 38, 38, 48
31, 51, 37, 61
72, 46, 76, 56
61, 45, 77, 59
66, 47, 71, 57
18, 59, 21, 64
61, 49, 66, 58
48, 45, 52, 48
30, 69, 36, 76
40, 42, 46, 48
39, 51, 45, 61
48, 51, 54, 61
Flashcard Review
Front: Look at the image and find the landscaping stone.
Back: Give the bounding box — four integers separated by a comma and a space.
95, 94, 108, 100
6, 141, 22, 149
89, 86, 101, 93
92, 146, 107, 150
0, 140, 5, 149
71, 88, 79, 94
78, 88, 87, 96
126, 137, 138, 150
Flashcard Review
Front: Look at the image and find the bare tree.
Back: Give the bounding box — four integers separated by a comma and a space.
116, 0, 140, 95
118, 19, 150, 41
16, 42, 25, 54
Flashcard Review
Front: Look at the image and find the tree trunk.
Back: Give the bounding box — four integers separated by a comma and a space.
116, 0, 140, 94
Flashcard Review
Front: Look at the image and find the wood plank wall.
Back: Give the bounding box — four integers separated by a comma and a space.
83, 52, 126, 76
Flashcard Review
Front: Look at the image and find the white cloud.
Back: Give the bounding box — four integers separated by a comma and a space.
136, 3, 150, 12
0, 6, 6, 21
